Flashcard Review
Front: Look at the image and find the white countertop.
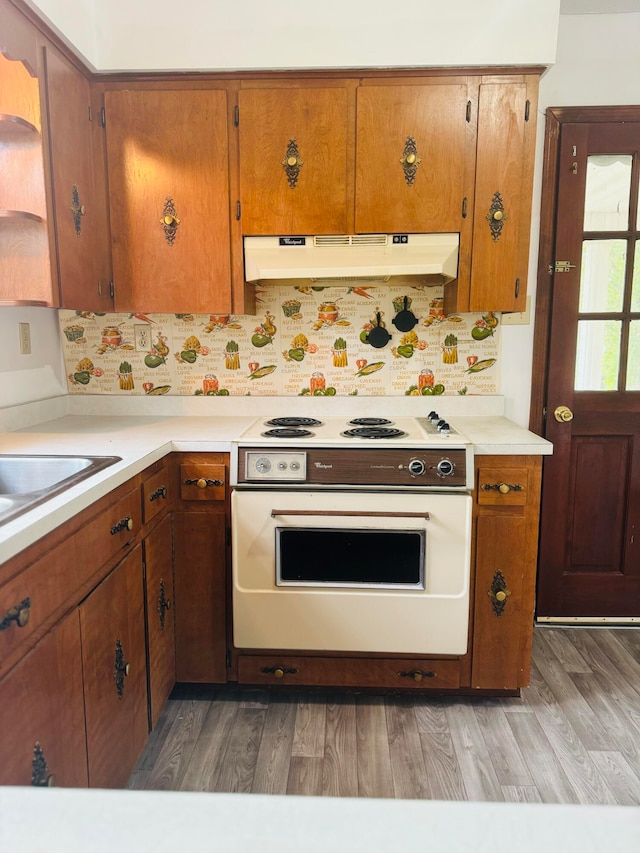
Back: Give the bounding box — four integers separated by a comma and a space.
0, 396, 551, 564
0, 788, 637, 853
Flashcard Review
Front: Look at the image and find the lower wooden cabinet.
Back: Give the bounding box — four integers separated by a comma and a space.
0, 609, 88, 787
79, 545, 149, 788
144, 514, 176, 728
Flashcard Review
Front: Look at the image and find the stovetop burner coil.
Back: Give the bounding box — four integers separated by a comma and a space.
348, 417, 393, 426
341, 427, 407, 439
262, 427, 314, 438
265, 417, 322, 428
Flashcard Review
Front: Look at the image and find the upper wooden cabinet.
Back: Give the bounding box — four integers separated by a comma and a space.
238, 86, 350, 235
355, 82, 473, 234
0, 0, 53, 305
103, 88, 232, 314
42, 44, 113, 311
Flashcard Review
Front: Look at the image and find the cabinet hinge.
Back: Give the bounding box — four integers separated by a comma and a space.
550, 260, 576, 274
462, 196, 468, 219
235, 201, 241, 221
466, 100, 471, 122
542, 406, 547, 422
100, 106, 106, 128
514, 278, 520, 299
525, 99, 531, 122
142, 559, 147, 580
88, 105, 93, 123
234, 104, 239, 127
226, 650, 231, 668
109, 280, 114, 298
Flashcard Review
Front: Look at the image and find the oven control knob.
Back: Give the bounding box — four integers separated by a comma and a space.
436, 458, 455, 478
408, 459, 425, 477
428, 410, 440, 421
437, 421, 450, 433
255, 457, 272, 474
290, 461, 301, 471
277, 461, 288, 470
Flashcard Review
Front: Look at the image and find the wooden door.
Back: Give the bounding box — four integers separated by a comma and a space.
80, 546, 148, 788
355, 82, 471, 235
104, 89, 232, 313
144, 514, 175, 729
468, 80, 537, 313
0, 609, 88, 787
42, 45, 112, 311
238, 86, 350, 235
536, 119, 640, 618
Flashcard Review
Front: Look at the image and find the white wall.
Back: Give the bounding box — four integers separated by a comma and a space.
501, 11, 640, 426
29, 0, 560, 72
0, 307, 66, 407
20, 0, 98, 69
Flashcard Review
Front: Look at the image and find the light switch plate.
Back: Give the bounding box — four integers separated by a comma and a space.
501, 296, 531, 326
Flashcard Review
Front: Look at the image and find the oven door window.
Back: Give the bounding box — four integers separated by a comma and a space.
275, 527, 425, 589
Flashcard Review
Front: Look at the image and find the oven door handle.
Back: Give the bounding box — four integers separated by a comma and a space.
270, 510, 430, 520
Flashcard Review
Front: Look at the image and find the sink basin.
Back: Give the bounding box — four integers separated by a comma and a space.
0, 454, 122, 526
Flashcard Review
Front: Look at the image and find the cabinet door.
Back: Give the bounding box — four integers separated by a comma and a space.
173, 510, 227, 683
104, 89, 232, 313
42, 45, 112, 311
80, 546, 148, 788
144, 515, 175, 729
468, 81, 536, 312
355, 83, 471, 234
238, 86, 350, 235
0, 609, 88, 787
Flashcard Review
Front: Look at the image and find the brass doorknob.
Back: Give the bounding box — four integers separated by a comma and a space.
554, 405, 574, 423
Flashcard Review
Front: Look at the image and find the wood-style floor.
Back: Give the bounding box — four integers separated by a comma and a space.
128, 627, 640, 804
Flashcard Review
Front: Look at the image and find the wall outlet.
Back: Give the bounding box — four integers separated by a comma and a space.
134, 324, 151, 351
18, 322, 31, 354
501, 296, 531, 326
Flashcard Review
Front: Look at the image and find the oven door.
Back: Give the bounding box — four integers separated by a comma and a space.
231, 489, 472, 655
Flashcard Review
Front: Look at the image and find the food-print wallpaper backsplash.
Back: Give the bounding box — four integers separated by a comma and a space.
59, 284, 501, 397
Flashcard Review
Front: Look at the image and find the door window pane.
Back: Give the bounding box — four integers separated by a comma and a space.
628, 321, 640, 391
632, 241, 640, 312
575, 320, 621, 390
583, 155, 631, 231
579, 240, 626, 313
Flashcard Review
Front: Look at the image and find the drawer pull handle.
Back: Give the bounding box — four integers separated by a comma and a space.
31, 742, 55, 787
184, 478, 224, 489
149, 486, 167, 502
114, 639, 130, 698
157, 579, 171, 630
110, 516, 134, 535
480, 482, 523, 494
0, 597, 31, 631
260, 666, 298, 679
397, 669, 436, 682
489, 570, 511, 617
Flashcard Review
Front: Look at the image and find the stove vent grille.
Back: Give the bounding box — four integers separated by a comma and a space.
313, 234, 388, 248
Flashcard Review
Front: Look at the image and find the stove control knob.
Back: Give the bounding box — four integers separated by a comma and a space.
255, 457, 272, 474
436, 458, 455, 478
290, 461, 301, 471
408, 459, 425, 477
428, 411, 440, 421
437, 421, 450, 433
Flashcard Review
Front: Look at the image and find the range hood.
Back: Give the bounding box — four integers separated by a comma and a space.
243, 233, 459, 286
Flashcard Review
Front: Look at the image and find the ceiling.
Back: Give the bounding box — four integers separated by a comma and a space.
560, 0, 640, 12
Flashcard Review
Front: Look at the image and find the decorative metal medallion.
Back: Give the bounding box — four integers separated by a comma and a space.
157, 579, 170, 630
488, 570, 511, 617
160, 196, 180, 245
399, 136, 422, 186
31, 742, 54, 787
485, 191, 508, 241
282, 139, 303, 189
71, 184, 85, 237
113, 638, 129, 699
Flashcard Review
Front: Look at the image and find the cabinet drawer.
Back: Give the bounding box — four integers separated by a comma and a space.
0, 487, 139, 674
237, 655, 461, 690
180, 463, 226, 502
476, 466, 528, 506
142, 466, 170, 524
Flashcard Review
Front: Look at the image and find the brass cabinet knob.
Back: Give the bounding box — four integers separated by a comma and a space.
492, 210, 504, 221
196, 477, 207, 489
286, 156, 298, 167
0, 597, 31, 631
498, 483, 511, 494
495, 590, 507, 602
554, 405, 574, 423
124, 662, 131, 677
405, 152, 417, 165
413, 671, 423, 682
273, 667, 285, 679
163, 214, 179, 226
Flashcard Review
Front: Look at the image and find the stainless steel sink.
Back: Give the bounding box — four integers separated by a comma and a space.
0, 454, 122, 526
